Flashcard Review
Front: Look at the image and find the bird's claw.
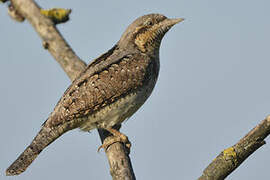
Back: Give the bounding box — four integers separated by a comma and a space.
98, 128, 131, 152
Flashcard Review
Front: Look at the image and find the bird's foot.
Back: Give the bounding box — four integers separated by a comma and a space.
98, 127, 131, 152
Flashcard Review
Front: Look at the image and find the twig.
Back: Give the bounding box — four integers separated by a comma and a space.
9, 0, 135, 179
198, 116, 270, 180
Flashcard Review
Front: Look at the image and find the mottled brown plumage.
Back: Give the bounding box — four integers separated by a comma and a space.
6, 13, 183, 176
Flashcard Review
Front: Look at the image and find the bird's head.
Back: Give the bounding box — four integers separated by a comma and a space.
118, 14, 184, 55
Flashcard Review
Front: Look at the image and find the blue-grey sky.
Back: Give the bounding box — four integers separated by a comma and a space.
1, 0, 270, 179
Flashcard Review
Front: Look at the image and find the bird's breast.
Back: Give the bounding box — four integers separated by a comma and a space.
79, 75, 157, 131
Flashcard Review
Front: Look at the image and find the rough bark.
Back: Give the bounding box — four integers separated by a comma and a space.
8, 0, 135, 179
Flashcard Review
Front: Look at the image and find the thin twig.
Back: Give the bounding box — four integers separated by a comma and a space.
9, 0, 135, 179
198, 116, 270, 180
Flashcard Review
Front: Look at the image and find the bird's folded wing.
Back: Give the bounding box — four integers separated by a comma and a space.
44, 51, 150, 127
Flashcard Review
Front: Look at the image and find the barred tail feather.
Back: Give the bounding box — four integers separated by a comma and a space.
6, 126, 63, 176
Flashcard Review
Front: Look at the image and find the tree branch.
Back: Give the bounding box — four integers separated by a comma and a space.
198, 116, 270, 180
10, 0, 86, 80
8, 0, 135, 179
5, 0, 270, 179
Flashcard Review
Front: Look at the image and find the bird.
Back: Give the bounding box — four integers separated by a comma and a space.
6, 13, 184, 176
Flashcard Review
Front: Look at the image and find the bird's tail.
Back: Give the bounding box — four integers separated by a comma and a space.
6, 126, 64, 176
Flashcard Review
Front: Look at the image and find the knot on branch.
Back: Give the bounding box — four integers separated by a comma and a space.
40, 8, 71, 24
8, 3, 25, 22
42, 41, 49, 49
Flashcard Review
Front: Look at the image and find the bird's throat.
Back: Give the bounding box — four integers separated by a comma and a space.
134, 25, 163, 53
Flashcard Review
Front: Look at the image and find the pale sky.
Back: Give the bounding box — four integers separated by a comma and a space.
1, 0, 270, 179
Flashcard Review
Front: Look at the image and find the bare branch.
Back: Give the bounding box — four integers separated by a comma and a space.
99, 125, 136, 180
10, 0, 86, 81
9, 0, 135, 179
198, 116, 270, 180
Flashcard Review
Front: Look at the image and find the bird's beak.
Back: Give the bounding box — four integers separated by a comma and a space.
166, 18, 185, 26
158, 17, 184, 32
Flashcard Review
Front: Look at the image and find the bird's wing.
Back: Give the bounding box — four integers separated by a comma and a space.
44, 49, 151, 127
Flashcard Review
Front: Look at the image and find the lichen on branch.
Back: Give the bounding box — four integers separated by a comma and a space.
198, 116, 270, 180
40, 8, 71, 24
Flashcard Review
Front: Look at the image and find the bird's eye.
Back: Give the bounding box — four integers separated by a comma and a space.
145, 20, 153, 26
